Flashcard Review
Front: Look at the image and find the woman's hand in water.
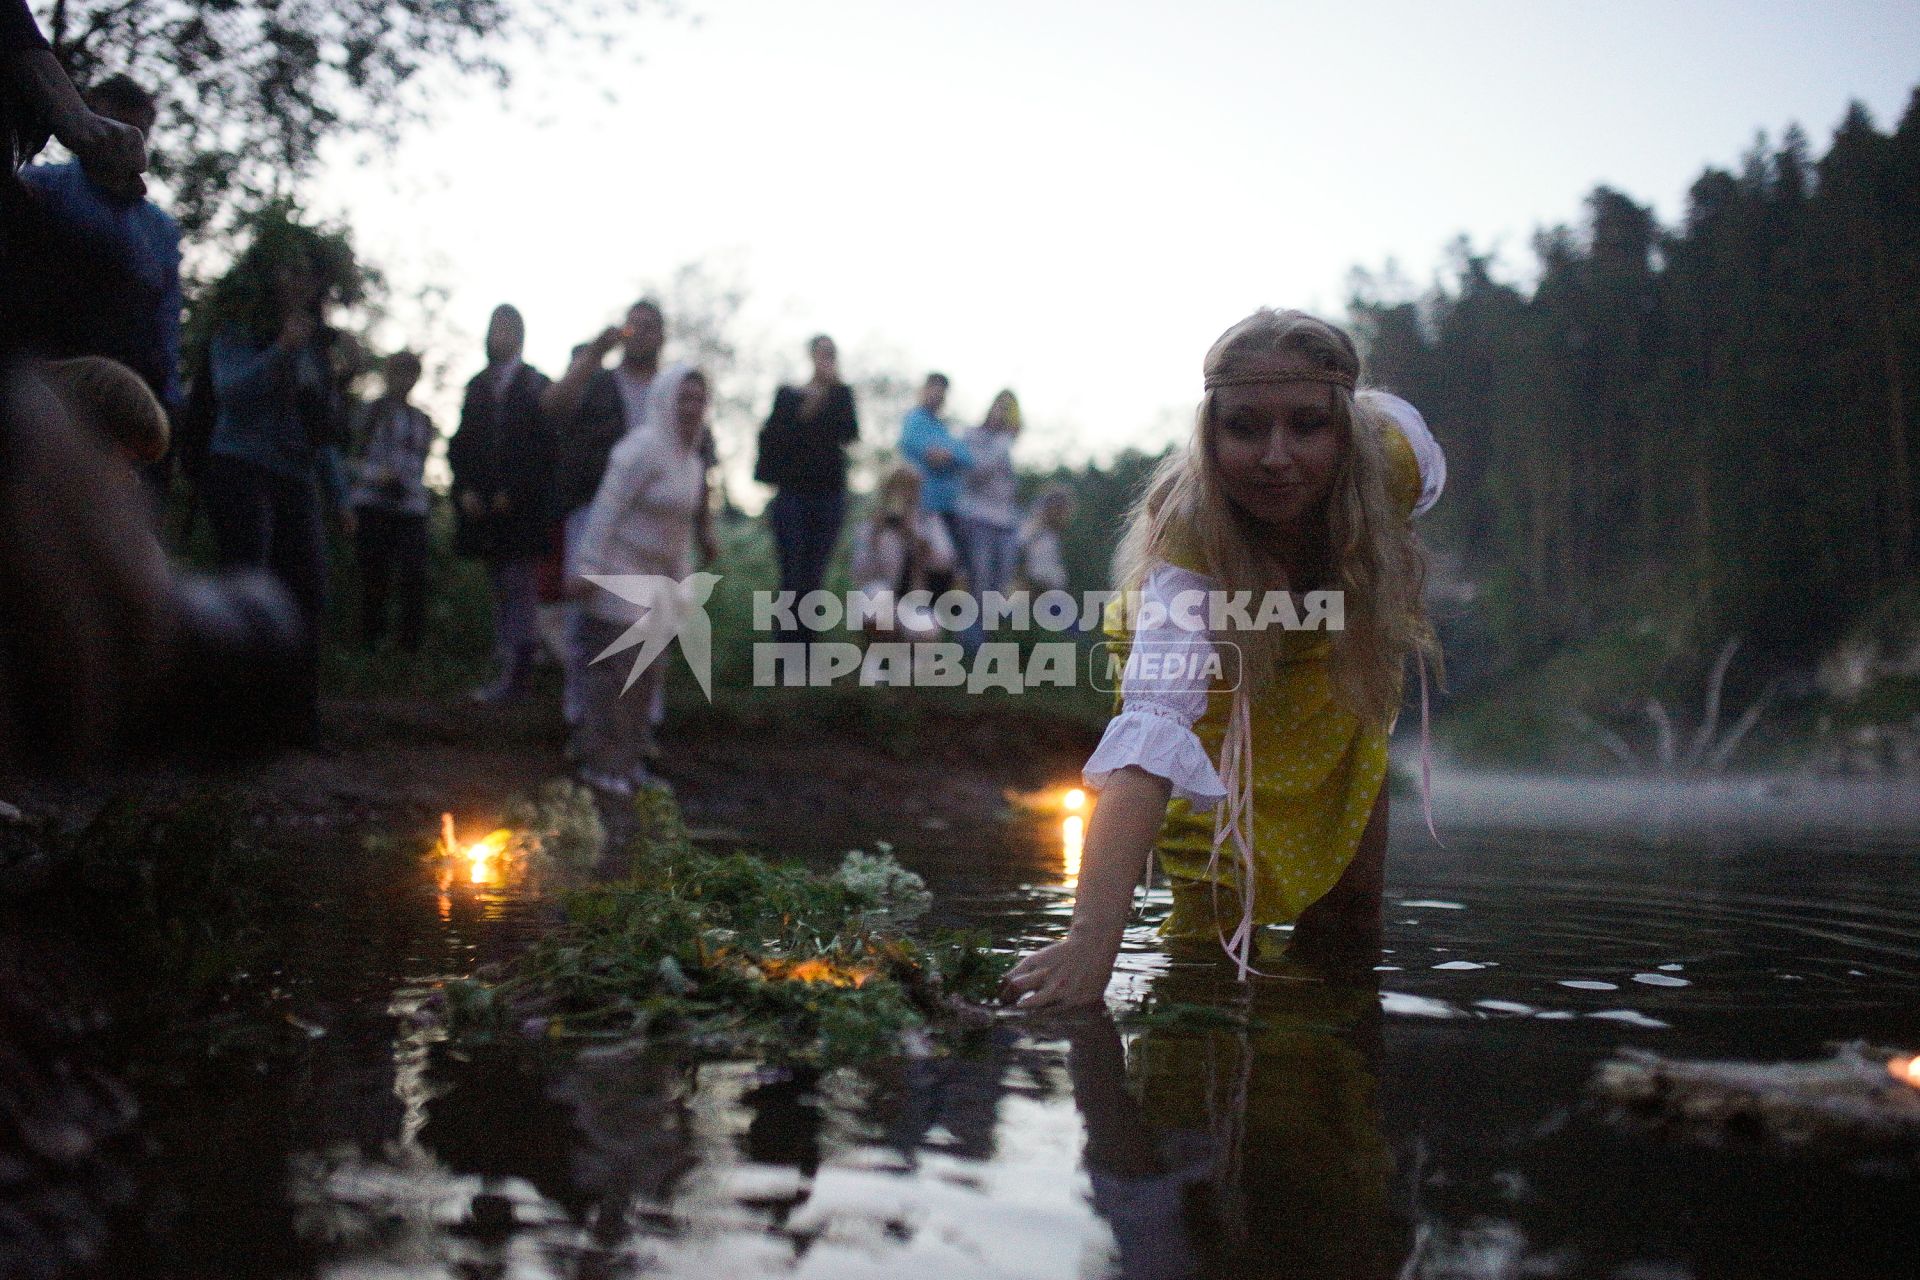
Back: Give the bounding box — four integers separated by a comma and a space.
1003, 768, 1167, 1012
1000, 930, 1120, 1011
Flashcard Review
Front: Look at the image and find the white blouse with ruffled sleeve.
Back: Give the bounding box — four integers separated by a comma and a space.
1080, 561, 1229, 811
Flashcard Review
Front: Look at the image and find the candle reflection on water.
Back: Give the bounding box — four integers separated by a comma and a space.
1063, 813, 1085, 884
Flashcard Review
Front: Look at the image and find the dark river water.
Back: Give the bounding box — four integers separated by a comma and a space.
160, 773, 1920, 1279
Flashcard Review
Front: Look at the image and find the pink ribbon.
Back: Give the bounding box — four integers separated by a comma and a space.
1417, 646, 1444, 848
1208, 686, 1271, 982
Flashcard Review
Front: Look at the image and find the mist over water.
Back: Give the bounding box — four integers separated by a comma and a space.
1415, 764, 1920, 838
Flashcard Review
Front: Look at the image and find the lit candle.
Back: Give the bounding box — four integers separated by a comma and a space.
440, 814, 513, 887
763, 957, 876, 988
466, 829, 513, 885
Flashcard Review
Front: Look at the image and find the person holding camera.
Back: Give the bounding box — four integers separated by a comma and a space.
347, 351, 434, 653
194, 220, 357, 745
755, 334, 859, 644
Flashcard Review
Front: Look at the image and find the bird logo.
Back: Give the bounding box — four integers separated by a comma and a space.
583, 573, 721, 701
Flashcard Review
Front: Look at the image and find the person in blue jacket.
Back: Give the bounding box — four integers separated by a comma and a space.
897, 372, 971, 601
193, 217, 357, 744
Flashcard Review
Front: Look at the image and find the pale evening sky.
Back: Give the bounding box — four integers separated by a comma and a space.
310, 0, 1920, 501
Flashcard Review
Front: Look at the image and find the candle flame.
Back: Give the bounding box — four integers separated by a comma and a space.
440, 813, 514, 886
1063, 813, 1085, 884
1002, 785, 1094, 817
1890, 1055, 1920, 1088
466, 828, 513, 885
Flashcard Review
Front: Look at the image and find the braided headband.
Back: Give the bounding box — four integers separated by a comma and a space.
1203, 365, 1356, 392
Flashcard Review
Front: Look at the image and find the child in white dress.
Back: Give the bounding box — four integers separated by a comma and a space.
849, 463, 955, 655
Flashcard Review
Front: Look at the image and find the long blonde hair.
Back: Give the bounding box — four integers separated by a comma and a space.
983, 389, 1021, 434
1113, 308, 1438, 726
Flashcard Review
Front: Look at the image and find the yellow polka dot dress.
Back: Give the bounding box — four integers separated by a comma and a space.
1098, 417, 1426, 944
1150, 625, 1391, 939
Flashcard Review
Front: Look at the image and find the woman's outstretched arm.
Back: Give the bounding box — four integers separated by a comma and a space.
1001, 765, 1172, 1010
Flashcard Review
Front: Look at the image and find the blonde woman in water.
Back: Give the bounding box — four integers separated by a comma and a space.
1004, 308, 1446, 1009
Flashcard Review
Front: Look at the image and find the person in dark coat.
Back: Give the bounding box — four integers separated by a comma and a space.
448, 303, 555, 704
755, 334, 858, 643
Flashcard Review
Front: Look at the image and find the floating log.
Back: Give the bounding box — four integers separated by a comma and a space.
1590, 1040, 1920, 1158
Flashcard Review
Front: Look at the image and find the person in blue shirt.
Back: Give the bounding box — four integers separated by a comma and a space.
18, 75, 180, 414
897, 372, 971, 600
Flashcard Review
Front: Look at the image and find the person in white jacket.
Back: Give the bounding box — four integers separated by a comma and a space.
568, 362, 710, 795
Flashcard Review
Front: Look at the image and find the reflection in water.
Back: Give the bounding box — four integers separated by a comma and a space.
1068, 971, 1406, 1280
289, 1019, 1114, 1276
263, 780, 1920, 1280
1063, 814, 1085, 885
389, 987, 444, 1151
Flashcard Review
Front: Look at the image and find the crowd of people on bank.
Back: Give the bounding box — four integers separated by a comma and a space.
0, 43, 1075, 789
431, 303, 1077, 796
